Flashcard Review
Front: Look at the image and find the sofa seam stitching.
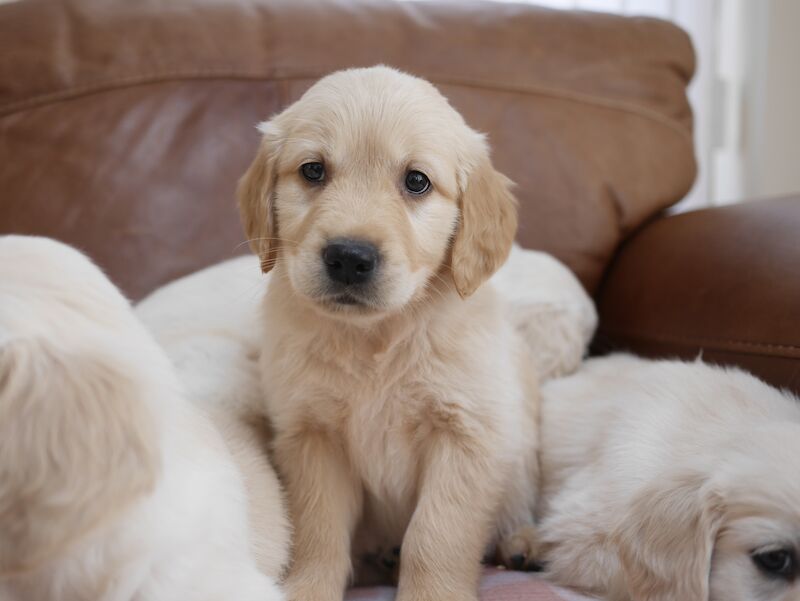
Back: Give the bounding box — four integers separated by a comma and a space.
599, 327, 800, 355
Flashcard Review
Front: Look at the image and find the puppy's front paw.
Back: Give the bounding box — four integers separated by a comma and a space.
496, 525, 544, 572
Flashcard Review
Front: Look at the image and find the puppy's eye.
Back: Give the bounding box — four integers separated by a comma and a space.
751, 548, 795, 579
405, 170, 430, 195
301, 162, 325, 183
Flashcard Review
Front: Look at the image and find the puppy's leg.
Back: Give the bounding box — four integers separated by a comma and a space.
397, 433, 504, 601
495, 347, 542, 570
275, 427, 362, 601
494, 453, 541, 571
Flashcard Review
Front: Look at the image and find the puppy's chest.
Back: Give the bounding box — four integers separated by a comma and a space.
343, 388, 422, 507
275, 344, 448, 502
266, 323, 507, 506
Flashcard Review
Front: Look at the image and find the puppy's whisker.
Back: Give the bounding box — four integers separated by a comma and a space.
425, 272, 455, 300
233, 237, 299, 252
421, 284, 448, 305
259, 260, 281, 272
428, 270, 452, 288
412, 287, 447, 311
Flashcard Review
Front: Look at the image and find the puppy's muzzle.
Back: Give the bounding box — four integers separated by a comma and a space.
322, 238, 379, 286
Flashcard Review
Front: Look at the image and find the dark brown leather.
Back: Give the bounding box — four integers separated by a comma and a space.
0, 0, 695, 299
596, 196, 800, 395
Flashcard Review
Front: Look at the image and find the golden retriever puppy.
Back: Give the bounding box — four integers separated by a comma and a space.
0, 236, 288, 601
538, 354, 800, 601
238, 66, 540, 601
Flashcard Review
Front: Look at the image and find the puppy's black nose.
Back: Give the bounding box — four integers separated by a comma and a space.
322, 239, 379, 285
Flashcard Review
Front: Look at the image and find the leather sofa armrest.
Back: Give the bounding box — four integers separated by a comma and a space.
594, 195, 800, 395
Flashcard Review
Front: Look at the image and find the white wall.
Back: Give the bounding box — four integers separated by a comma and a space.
476, 0, 800, 207
742, 0, 800, 202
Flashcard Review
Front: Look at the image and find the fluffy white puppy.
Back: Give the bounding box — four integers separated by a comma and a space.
0, 236, 287, 601
539, 354, 800, 601
493, 245, 596, 381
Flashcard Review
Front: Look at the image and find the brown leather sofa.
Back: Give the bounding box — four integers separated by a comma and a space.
1, 0, 798, 395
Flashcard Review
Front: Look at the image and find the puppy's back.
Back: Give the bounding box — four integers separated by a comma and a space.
0, 237, 160, 576
0, 337, 159, 575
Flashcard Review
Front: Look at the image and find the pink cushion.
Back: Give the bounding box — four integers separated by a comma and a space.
346, 568, 596, 600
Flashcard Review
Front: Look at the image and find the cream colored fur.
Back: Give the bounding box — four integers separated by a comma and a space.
539, 354, 800, 601
0, 236, 287, 601
134, 241, 595, 591
493, 246, 596, 381
136, 257, 291, 577
237, 66, 553, 601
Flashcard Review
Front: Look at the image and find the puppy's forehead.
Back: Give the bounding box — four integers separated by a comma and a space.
282, 69, 469, 162
302, 68, 456, 124
717, 424, 800, 530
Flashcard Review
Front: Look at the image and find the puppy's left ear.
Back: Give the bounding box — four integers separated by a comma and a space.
451, 138, 518, 298
238, 120, 283, 274
611, 474, 723, 601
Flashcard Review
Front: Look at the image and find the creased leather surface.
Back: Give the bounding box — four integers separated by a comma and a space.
596, 196, 800, 395
0, 0, 696, 299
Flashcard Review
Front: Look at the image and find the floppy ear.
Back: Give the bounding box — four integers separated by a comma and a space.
451, 142, 518, 298
611, 475, 723, 601
237, 120, 283, 274
0, 337, 159, 575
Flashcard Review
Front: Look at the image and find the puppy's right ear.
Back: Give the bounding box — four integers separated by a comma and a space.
0, 337, 159, 575
611, 474, 723, 601
238, 120, 283, 274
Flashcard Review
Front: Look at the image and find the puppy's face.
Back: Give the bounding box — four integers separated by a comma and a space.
617, 418, 800, 601
710, 426, 800, 601
238, 67, 516, 321
713, 517, 800, 601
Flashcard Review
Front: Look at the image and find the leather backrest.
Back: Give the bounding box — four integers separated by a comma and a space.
0, 0, 696, 299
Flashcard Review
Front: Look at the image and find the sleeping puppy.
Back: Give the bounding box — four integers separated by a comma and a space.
238, 66, 541, 601
538, 354, 800, 601
0, 236, 288, 601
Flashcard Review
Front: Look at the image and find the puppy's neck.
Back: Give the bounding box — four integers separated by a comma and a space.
264, 263, 470, 360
